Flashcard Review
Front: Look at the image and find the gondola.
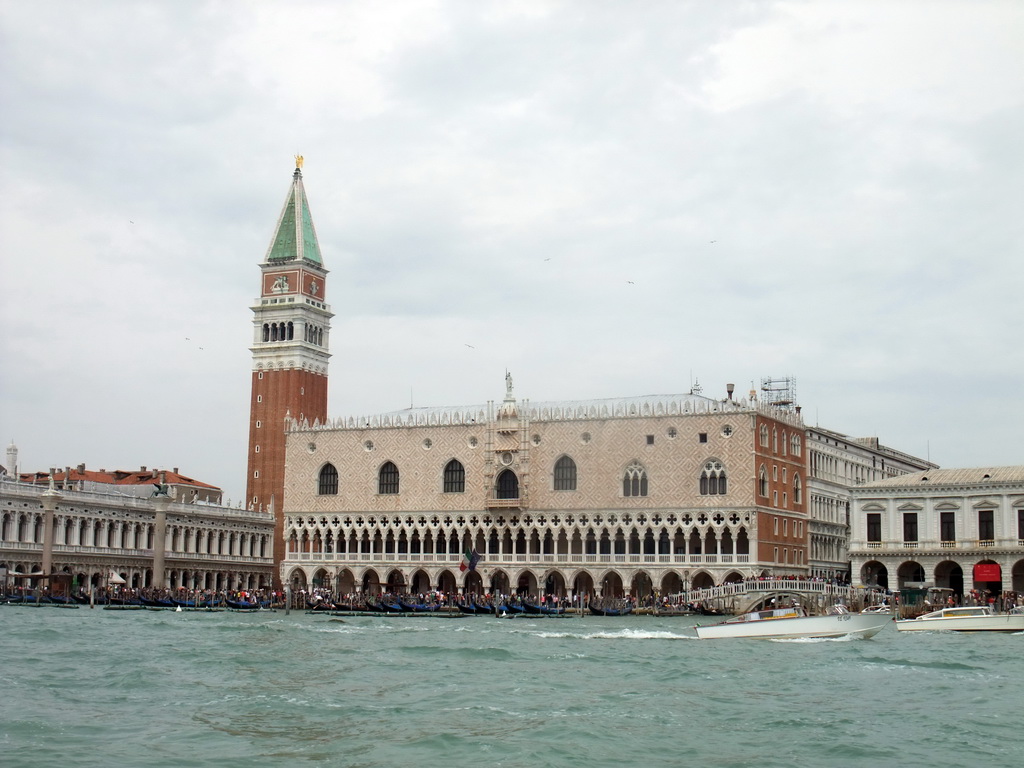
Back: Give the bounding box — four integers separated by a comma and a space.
399, 599, 438, 612
588, 603, 633, 617
224, 598, 262, 610
140, 596, 176, 608
523, 602, 566, 615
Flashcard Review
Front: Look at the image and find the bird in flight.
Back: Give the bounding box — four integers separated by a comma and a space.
465, 344, 475, 349
627, 280, 634, 284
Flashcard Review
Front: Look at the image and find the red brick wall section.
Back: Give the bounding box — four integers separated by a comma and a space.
246, 368, 328, 585
753, 414, 810, 568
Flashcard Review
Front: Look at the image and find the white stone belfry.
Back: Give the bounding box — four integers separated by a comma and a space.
5, 440, 17, 478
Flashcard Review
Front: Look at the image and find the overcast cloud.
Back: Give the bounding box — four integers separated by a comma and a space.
1, 0, 1021, 503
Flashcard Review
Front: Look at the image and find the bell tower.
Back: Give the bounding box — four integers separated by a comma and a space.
246, 157, 332, 584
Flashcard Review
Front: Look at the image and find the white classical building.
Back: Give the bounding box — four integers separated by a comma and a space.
1, 476, 276, 592
805, 428, 936, 580
849, 466, 1024, 595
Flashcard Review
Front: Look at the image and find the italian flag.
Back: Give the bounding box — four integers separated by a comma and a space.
459, 548, 481, 572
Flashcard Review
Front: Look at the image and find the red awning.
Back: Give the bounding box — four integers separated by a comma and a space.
973, 563, 1001, 581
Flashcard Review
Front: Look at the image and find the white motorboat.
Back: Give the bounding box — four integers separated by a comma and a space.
894, 605, 1024, 633
694, 604, 891, 640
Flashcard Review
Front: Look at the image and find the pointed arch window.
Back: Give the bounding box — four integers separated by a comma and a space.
496, 469, 519, 499
759, 425, 769, 447
554, 456, 577, 491
793, 474, 802, 504
443, 459, 465, 493
318, 463, 338, 496
700, 460, 727, 495
623, 461, 648, 497
758, 465, 768, 497
378, 462, 400, 495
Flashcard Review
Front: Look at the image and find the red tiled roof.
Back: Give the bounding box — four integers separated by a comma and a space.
18, 467, 221, 491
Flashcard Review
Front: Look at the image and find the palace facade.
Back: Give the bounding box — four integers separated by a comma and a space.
849, 466, 1024, 594
279, 378, 812, 599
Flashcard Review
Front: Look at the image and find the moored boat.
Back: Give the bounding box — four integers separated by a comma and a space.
588, 603, 633, 617
695, 604, 890, 640
895, 605, 1024, 633
523, 602, 566, 615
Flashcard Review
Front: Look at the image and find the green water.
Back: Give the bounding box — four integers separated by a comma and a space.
1, 607, 1021, 767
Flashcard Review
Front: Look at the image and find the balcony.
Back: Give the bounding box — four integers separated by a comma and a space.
485, 498, 523, 510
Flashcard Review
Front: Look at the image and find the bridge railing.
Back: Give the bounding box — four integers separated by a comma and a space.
686, 580, 856, 604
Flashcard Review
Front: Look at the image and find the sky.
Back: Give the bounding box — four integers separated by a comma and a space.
1, 1, 1022, 505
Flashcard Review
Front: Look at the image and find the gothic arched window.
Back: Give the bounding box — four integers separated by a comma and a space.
623, 461, 648, 497
443, 459, 465, 493
554, 455, 577, 491
496, 469, 519, 499
758, 465, 768, 497
318, 463, 338, 496
378, 462, 400, 495
700, 460, 727, 496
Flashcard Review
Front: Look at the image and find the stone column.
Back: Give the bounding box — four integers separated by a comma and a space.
153, 495, 170, 589
40, 482, 61, 581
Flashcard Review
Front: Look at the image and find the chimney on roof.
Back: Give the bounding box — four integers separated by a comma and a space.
173, 467, 178, 474
77, 463, 85, 473
726, 383, 735, 400
140, 466, 147, 472
151, 468, 158, 478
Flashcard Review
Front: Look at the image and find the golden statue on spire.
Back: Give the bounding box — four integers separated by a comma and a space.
294, 154, 304, 169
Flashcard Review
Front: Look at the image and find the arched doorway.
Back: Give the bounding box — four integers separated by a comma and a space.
386, 569, 406, 592
544, 570, 566, 597
288, 568, 308, 591
934, 561, 963, 596
722, 571, 744, 584
312, 568, 330, 589
337, 569, 355, 595
436, 569, 457, 595
660, 571, 683, 595
972, 560, 1002, 593
631, 570, 653, 599
897, 561, 925, 589
410, 569, 431, 595
1012, 558, 1024, 593
516, 570, 539, 597
490, 569, 511, 596
599, 571, 624, 598
463, 570, 484, 595
361, 569, 381, 595
861, 560, 888, 590
690, 571, 714, 590
572, 571, 595, 599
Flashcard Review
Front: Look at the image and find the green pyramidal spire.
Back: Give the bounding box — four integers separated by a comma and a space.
265, 160, 323, 265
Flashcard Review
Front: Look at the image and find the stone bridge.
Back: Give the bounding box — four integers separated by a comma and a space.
685, 579, 868, 614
